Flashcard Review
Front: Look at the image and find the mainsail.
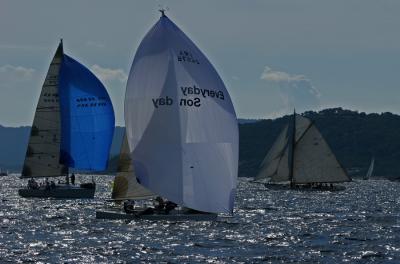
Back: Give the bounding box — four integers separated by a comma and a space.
364, 157, 374, 180
292, 123, 350, 183
59, 55, 115, 171
256, 114, 351, 184
124, 13, 239, 214
21, 43, 67, 178
111, 134, 155, 200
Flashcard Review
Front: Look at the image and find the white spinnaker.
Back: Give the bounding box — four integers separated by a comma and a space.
111, 134, 155, 200
21, 44, 67, 178
293, 124, 350, 183
124, 15, 238, 214
255, 125, 288, 181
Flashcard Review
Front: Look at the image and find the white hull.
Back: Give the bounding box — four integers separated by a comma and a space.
96, 210, 218, 221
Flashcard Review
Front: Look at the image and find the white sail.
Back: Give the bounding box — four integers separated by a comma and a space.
294, 115, 312, 142
293, 123, 350, 183
364, 157, 374, 180
255, 125, 289, 181
111, 134, 155, 200
124, 14, 239, 214
255, 115, 312, 183
272, 146, 291, 182
21, 43, 67, 178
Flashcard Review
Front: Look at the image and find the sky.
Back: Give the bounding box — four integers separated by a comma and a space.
1, 0, 400, 127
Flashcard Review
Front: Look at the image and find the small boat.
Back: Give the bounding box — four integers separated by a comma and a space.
97, 10, 238, 220
254, 111, 351, 189
364, 157, 374, 180
18, 40, 115, 199
0, 168, 7, 176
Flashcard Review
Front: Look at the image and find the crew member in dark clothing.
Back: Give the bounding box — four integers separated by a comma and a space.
71, 173, 75, 185
165, 201, 177, 214
154, 196, 165, 212
123, 200, 135, 214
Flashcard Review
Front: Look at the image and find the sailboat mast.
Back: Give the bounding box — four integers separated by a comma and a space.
289, 110, 296, 188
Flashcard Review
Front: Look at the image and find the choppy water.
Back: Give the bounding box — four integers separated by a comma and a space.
1, 175, 400, 263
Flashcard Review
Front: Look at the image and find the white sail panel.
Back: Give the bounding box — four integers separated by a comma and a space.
294, 115, 312, 143
111, 134, 155, 200
270, 145, 290, 182
124, 15, 238, 214
293, 124, 350, 183
365, 157, 374, 180
21, 44, 67, 178
255, 125, 288, 181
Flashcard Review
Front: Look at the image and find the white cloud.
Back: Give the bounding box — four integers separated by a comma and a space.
261, 66, 308, 83
260, 66, 321, 113
0, 65, 36, 82
90, 64, 128, 84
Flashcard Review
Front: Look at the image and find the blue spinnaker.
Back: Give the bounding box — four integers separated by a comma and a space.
59, 54, 115, 171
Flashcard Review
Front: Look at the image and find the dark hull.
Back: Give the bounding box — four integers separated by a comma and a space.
96, 210, 218, 221
264, 183, 346, 192
18, 184, 95, 199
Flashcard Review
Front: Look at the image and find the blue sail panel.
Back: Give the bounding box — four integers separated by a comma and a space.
59, 54, 115, 171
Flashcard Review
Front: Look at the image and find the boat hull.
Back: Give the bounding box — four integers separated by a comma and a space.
264, 183, 346, 191
18, 184, 95, 199
96, 210, 218, 221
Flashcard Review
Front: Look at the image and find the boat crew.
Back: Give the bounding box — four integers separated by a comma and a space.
71, 173, 75, 185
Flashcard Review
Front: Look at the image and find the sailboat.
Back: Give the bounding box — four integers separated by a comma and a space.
96, 11, 238, 220
254, 112, 351, 189
364, 157, 374, 180
18, 40, 115, 198
0, 168, 7, 176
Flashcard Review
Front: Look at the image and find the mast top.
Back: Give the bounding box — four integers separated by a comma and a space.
159, 8, 166, 17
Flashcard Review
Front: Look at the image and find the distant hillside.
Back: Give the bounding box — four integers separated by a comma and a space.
2, 108, 400, 180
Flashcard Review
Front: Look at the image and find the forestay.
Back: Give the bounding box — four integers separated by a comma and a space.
21, 43, 67, 178
59, 55, 115, 171
124, 14, 239, 214
111, 134, 155, 200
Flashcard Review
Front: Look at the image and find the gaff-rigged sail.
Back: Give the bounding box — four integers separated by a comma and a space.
21, 43, 68, 178
59, 55, 115, 171
124, 14, 238, 214
111, 134, 155, 200
292, 123, 350, 184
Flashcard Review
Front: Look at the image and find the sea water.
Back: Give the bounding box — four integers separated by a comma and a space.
0, 175, 399, 263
